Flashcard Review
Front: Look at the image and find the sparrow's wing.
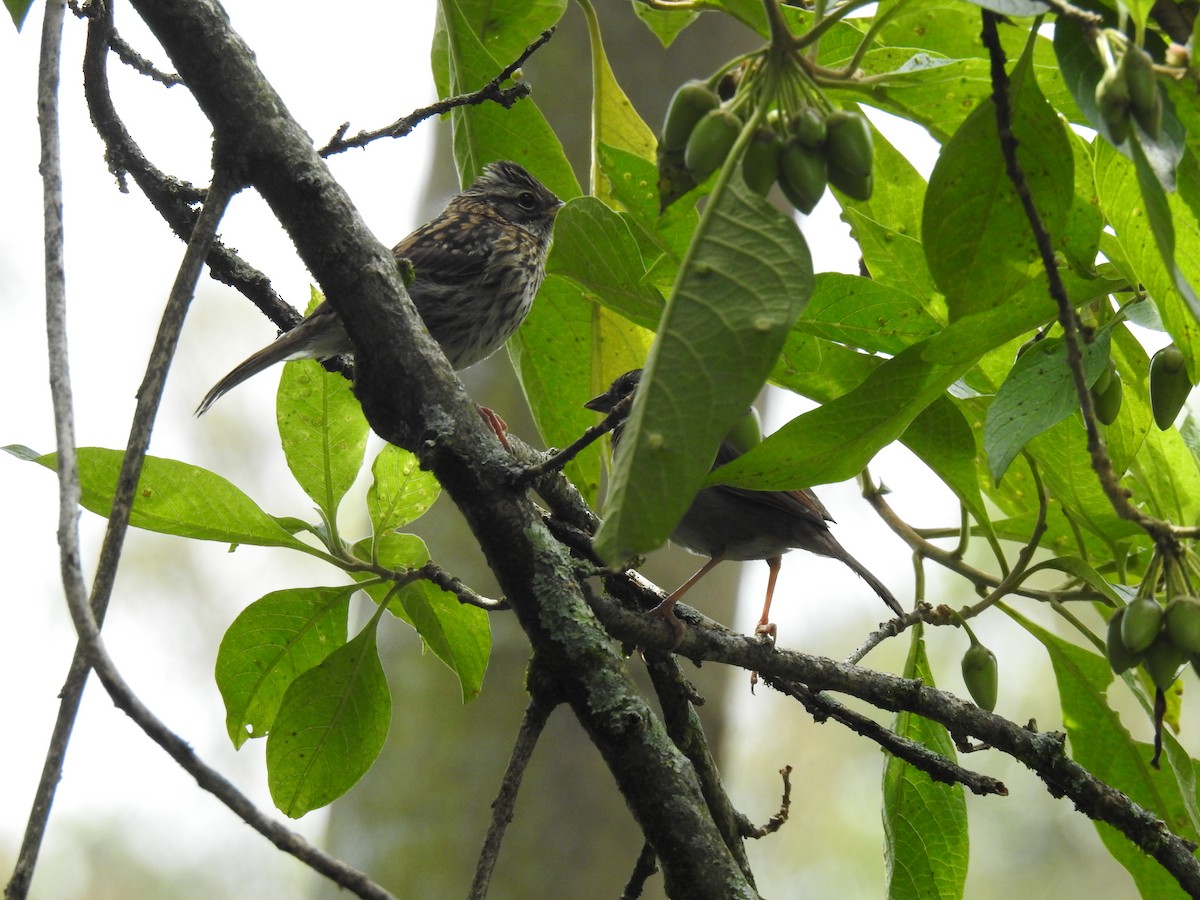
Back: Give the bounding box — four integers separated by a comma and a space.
709, 440, 834, 527
392, 217, 497, 289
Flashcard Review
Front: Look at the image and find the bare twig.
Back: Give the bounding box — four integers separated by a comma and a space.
470, 675, 559, 899
319, 28, 555, 157
620, 843, 660, 900
519, 392, 632, 484
741, 767, 792, 839
859, 470, 1101, 604
763, 678, 1008, 797
980, 11, 1170, 546
6, 2, 69, 895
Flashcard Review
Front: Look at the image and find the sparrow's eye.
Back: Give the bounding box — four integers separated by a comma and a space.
516, 191, 538, 211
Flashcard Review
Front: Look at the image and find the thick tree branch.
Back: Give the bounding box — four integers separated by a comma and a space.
126, 2, 757, 895
586, 590, 1200, 895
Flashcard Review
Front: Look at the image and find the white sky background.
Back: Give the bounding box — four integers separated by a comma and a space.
0, 2, 1148, 898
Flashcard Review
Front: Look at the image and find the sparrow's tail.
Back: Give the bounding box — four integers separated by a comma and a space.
195, 308, 352, 416
195, 340, 293, 416
833, 543, 904, 618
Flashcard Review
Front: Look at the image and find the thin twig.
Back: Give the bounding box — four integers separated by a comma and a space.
6, 2, 69, 895
319, 28, 555, 156
763, 678, 1008, 797
519, 393, 632, 484
859, 470, 1101, 604
980, 11, 1169, 545
470, 669, 560, 900
620, 843, 660, 900
741, 767, 793, 839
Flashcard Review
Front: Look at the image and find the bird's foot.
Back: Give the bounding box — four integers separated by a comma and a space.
477, 405, 511, 450
647, 599, 686, 648
750, 621, 777, 692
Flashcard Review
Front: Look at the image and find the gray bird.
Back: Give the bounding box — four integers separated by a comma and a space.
586, 369, 903, 639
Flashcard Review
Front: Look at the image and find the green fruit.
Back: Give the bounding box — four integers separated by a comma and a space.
1095, 66, 1131, 145
1149, 344, 1191, 431
1164, 597, 1200, 654
961, 642, 998, 712
661, 81, 720, 153
1106, 607, 1143, 673
1091, 370, 1123, 425
1143, 631, 1187, 690
741, 128, 782, 195
1092, 358, 1115, 395
790, 108, 827, 149
1121, 45, 1162, 138
778, 139, 827, 214
1120, 597, 1164, 653
827, 165, 874, 202
726, 407, 763, 455
684, 108, 742, 179
823, 110, 873, 177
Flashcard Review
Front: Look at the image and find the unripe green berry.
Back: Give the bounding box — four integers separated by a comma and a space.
741, 128, 782, 195
790, 108, 827, 149
1106, 607, 1143, 673
1092, 370, 1124, 425
1120, 45, 1162, 138
1164, 597, 1200, 654
1143, 631, 1187, 690
778, 139, 827, 214
684, 108, 742, 179
1095, 66, 1132, 145
661, 81, 721, 153
1149, 344, 1191, 431
961, 642, 998, 712
1121, 597, 1164, 653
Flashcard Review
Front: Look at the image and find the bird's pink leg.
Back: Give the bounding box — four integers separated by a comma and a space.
754, 556, 782, 640
477, 405, 511, 450
650, 556, 725, 645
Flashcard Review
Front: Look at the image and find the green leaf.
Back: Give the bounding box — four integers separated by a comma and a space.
797, 274, 940, 354
711, 341, 970, 491
432, 0, 579, 199
215, 586, 353, 749
4, 0, 32, 30
266, 614, 388, 825
546, 197, 665, 329
631, 2, 697, 46
883, 628, 969, 900
366, 443, 441, 537
593, 173, 813, 562
580, 0, 657, 166
25, 447, 309, 550
958, 0, 1048, 15
510, 275, 652, 508
837, 124, 942, 315
277, 358, 369, 520
1094, 140, 1200, 379
266, 611, 391, 817
924, 45, 1072, 320
355, 533, 490, 702
1012, 610, 1196, 898
983, 329, 1112, 482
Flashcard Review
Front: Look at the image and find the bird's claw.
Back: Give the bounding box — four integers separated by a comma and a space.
647, 599, 686, 648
